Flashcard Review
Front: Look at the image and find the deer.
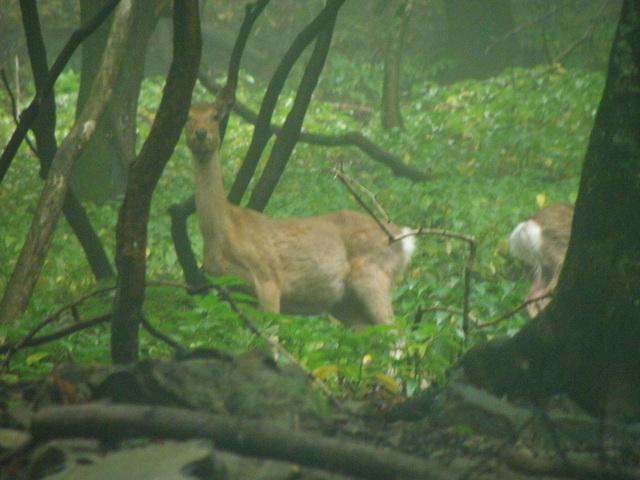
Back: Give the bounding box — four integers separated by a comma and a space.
185, 87, 415, 327
509, 202, 574, 317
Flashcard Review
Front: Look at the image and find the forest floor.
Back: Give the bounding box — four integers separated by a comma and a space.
0, 350, 638, 480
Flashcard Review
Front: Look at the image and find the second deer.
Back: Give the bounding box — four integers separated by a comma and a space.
185, 87, 415, 327
510, 202, 574, 317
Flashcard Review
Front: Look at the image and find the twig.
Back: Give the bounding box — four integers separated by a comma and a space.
331, 168, 477, 344
414, 305, 478, 326
476, 293, 554, 329
142, 280, 337, 400
399, 226, 476, 342
140, 316, 185, 352
0, 68, 38, 155
332, 166, 390, 221
202, 281, 337, 401
0, 314, 111, 371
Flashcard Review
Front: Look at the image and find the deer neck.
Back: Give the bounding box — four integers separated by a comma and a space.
193, 149, 231, 250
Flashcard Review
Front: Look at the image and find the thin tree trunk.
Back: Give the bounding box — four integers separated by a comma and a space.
380, 1, 412, 131
227, 0, 346, 207
110, 0, 201, 364
0, 0, 133, 325
248, 0, 343, 211
19, 0, 114, 280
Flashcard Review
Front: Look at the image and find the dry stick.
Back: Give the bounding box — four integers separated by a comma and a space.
199, 281, 337, 401
332, 166, 391, 221
149, 281, 335, 401
414, 305, 478, 326
333, 168, 477, 342
475, 292, 554, 329
0, 69, 38, 155
31, 403, 444, 480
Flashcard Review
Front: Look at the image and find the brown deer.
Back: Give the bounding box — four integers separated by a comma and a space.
185, 88, 415, 327
509, 202, 574, 317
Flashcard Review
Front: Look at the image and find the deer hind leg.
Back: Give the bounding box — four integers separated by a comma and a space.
253, 278, 282, 313
347, 260, 408, 363
346, 259, 395, 325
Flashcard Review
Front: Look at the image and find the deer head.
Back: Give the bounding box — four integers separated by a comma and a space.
185, 86, 235, 158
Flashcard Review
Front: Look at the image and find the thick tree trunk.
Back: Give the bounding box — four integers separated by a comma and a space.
110, 0, 201, 364
463, 0, 640, 420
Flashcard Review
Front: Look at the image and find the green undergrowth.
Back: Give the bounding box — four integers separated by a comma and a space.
0, 64, 604, 398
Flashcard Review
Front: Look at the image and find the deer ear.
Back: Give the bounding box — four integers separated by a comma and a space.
215, 84, 236, 117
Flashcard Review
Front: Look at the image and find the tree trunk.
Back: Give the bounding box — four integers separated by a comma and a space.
463, 0, 640, 420
380, 1, 412, 131
72, 0, 166, 203
110, 0, 201, 364
227, 0, 345, 207
19, 0, 114, 280
247, 0, 343, 212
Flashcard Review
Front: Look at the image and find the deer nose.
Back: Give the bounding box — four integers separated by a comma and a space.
195, 128, 208, 140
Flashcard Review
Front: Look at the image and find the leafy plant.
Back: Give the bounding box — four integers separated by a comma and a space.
0, 63, 602, 399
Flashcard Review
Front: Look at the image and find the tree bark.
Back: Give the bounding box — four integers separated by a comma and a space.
380, 1, 412, 131
72, 0, 166, 203
463, 0, 640, 420
110, 0, 201, 364
0, 0, 132, 325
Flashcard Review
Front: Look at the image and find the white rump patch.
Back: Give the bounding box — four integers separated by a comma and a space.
400, 227, 417, 263
509, 219, 542, 266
